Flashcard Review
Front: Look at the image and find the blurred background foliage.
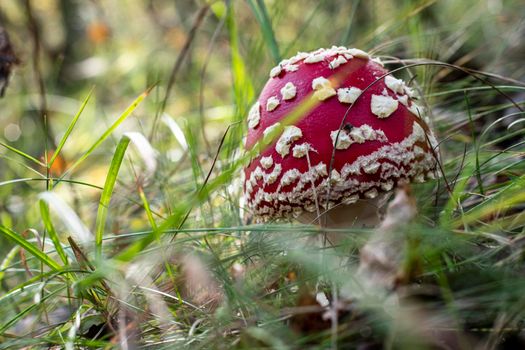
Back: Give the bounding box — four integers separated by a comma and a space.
0, 0, 524, 348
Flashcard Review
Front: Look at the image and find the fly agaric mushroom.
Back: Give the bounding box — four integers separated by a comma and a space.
243, 46, 437, 227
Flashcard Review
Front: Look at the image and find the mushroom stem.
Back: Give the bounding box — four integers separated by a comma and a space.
298, 189, 415, 293
297, 193, 392, 244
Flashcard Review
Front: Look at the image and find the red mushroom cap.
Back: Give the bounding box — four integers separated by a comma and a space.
243, 47, 437, 222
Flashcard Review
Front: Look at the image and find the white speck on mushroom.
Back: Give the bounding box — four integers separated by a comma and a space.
348, 48, 369, 59
312, 77, 330, 90
312, 77, 336, 101
247, 102, 261, 129
398, 95, 409, 106
413, 146, 425, 156
330, 169, 342, 184
371, 94, 399, 118
360, 125, 375, 140
265, 164, 282, 185
304, 53, 325, 63
269, 65, 282, 78
292, 143, 311, 158
364, 163, 381, 174
329, 55, 347, 69
285, 64, 299, 72
364, 188, 378, 198
330, 130, 353, 150
314, 88, 337, 101
382, 88, 389, 96
288, 51, 309, 64
350, 128, 366, 143
276, 125, 303, 157
408, 102, 425, 118
253, 167, 263, 181
263, 122, 282, 143
381, 180, 394, 191
411, 122, 426, 142
337, 87, 362, 104
280, 169, 301, 187
427, 130, 439, 149
331, 124, 387, 149
342, 194, 359, 205
245, 179, 253, 194
260, 155, 273, 169
385, 75, 405, 94
405, 86, 416, 98
266, 96, 280, 111
280, 82, 297, 100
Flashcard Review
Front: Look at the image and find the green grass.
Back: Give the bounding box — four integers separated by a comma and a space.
0, 0, 524, 348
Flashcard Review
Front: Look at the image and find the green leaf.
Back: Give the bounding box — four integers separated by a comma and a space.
0, 224, 61, 271
95, 135, 131, 259
226, 3, 254, 160
39, 200, 69, 265
246, 0, 280, 64
60, 87, 151, 179
0, 245, 20, 285
0, 140, 45, 167
138, 187, 157, 230
49, 88, 94, 167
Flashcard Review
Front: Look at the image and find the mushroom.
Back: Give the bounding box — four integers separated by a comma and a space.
243, 46, 438, 232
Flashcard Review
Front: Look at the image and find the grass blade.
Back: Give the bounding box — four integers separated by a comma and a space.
246, 0, 280, 64
0, 245, 20, 285
60, 87, 151, 179
39, 200, 69, 265
95, 135, 131, 258
0, 140, 45, 167
0, 224, 61, 271
49, 88, 94, 167
226, 3, 254, 158
138, 186, 158, 230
